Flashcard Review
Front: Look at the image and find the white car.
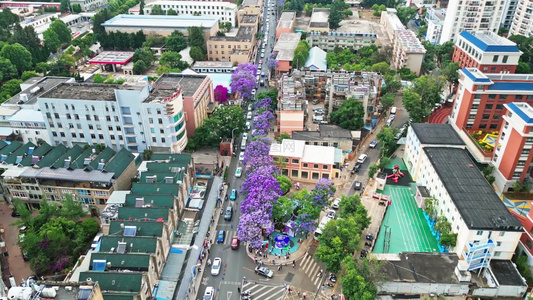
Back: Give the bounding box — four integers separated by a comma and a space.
246, 121, 251, 130
243, 133, 248, 140
239, 152, 245, 161
235, 167, 243, 178
211, 258, 222, 276
357, 154, 368, 164
327, 209, 336, 220
204, 287, 215, 300
331, 198, 341, 209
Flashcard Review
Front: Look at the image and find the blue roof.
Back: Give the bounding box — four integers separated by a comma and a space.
461, 68, 491, 83
304, 47, 327, 71
506, 103, 533, 124
487, 82, 533, 91
460, 31, 520, 53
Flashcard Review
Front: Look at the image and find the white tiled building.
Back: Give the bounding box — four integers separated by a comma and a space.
509, 0, 533, 37
142, 1, 238, 27
7, 109, 51, 145
425, 8, 446, 45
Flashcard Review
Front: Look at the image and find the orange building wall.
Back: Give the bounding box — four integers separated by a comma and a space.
276, 28, 292, 39
498, 129, 524, 179
277, 60, 292, 72
454, 89, 473, 129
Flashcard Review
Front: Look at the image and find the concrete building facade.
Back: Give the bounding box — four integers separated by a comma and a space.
273, 32, 302, 73
308, 8, 330, 32
510, 0, 533, 37
452, 31, 521, 74
501, 0, 518, 30
425, 8, 446, 44
276, 11, 296, 39
207, 14, 258, 63
391, 29, 426, 75
142, 1, 237, 27
439, 0, 505, 44
306, 31, 377, 51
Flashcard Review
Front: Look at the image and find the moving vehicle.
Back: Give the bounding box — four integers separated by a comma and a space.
354, 181, 362, 190
314, 216, 332, 240
217, 230, 225, 243
255, 266, 274, 278
242, 133, 248, 140
369, 140, 378, 148
313, 115, 324, 123
241, 139, 247, 151
231, 236, 239, 250
229, 189, 237, 200
211, 257, 222, 275
261, 72, 265, 77
395, 132, 402, 140
235, 167, 243, 178
247, 112, 253, 120
204, 287, 215, 300
390, 106, 397, 114
357, 154, 368, 164
352, 162, 362, 173
331, 198, 341, 209
312, 99, 320, 105
260, 79, 265, 86
224, 206, 233, 221
239, 152, 245, 161
246, 122, 251, 130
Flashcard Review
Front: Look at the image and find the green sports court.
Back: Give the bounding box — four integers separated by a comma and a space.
373, 185, 440, 254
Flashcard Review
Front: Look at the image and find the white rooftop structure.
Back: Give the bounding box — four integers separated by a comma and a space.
8, 109, 45, 123
269, 139, 305, 158
269, 139, 337, 165
384, 8, 405, 31
273, 33, 302, 61
396, 30, 426, 53
102, 14, 220, 30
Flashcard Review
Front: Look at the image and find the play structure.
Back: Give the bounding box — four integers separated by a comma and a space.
481, 133, 498, 148
386, 165, 404, 183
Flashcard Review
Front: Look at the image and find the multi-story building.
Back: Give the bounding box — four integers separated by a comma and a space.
142, 1, 237, 27
191, 61, 235, 73
277, 74, 305, 135
292, 124, 355, 152
306, 31, 377, 51
308, 8, 330, 32
391, 29, 426, 75
269, 139, 342, 182
207, 14, 258, 63
380, 8, 405, 41
0, 142, 137, 211
452, 31, 521, 74
509, 0, 533, 36
0, 1, 60, 10
237, 0, 261, 21
501, 0, 518, 30
102, 14, 219, 41
491, 102, 533, 191
70, 0, 110, 11
439, 0, 505, 44
273, 32, 302, 73
425, 8, 446, 44
38, 81, 188, 153
276, 11, 296, 39
7, 109, 51, 144
450, 68, 533, 139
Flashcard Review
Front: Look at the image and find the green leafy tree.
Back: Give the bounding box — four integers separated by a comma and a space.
43, 29, 61, 53
370, 61, 391, 75
338, 195, 371, 228
72, 3, 82, 13
160, 51, 188, 69
376, 126, 398, 157
383, 74, 402, 94
188, 26, 207, 54
0, 8, 19, 29
21, 71, 39, 81
341, 257, 381, 300
167, 8, 177, 15
35, 62, 50, 74
396, 7, 417, 25
275, 175, 292, 194
405, 75, 445, 122
441, 62, 460, 93
133, 48, 154, 67
378, 156, 390, 170
150, 5, 165, 15
189, 46, 205, 61
328, 0, 345, 30
0, 78, 22, 102
423, 196, 438, 220
50, 20, 72, 45
60, 0, 70, 12
10, 25, 48, 64
368, 163, 378, 178
380, 93, 395, 111
292, 40, 310, 68
316, 217, 362, 272
402, 89, 423, 122
0, 57, 18, 82
133, 60, 147, 74
166, 31, 188, 52
275, 132, 290, 143
516, 62, 531, 74
0, 43, 32, 75
139, 0, 145, 14
272, 196, 294, 225
256, 89, 278, 110
343, 9, 353, 17
330, 98, 365, 130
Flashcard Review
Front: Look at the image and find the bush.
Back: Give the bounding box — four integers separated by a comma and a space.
93, 74, 106, 83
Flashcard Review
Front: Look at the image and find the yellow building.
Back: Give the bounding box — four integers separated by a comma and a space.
207, 14, 258, 64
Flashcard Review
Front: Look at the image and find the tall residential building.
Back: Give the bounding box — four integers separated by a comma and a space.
501, 0, 519, 29
492, 102, 533, 191
391, 30, 426, 75
38, 81, 188, 153
425, 8, 446, 44
509, 0, 533, 36
141, 1, 238, 27
207, 14, 258, 64
439, 0, 505, 44
452, 31, 521, 74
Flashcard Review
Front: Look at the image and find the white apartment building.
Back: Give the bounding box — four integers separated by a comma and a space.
380, 8, 405, 41
7, 109, 52, 145
143, 1, 238, 27
70, 0, 110, 11
391, 30, 426, 75
440, 0, 505, 44
425, 8, 446, 44
509, 0, 533, 37
306, 31, 377, 51
501, 0, 518, 30
38, 81, 187, 153
405, 124, 523, 273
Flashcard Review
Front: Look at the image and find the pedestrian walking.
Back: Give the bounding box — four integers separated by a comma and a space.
297, 291, 301, 297
243, 276, 247, 283
237, 287, 241, 294
277, 265, 281, 271
303, 292, 307, 299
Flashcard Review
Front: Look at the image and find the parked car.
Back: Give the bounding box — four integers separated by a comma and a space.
327, 209, 336, 220
255, 266, 274, 278
235, 167, 243, 178
395, 133, 402, 140
369, 140, 378, 148
229, 189, 237, 200
354, 181, 362, 190
247, 112, 253, 120
231, 236, 239, 250
366, 233, 374, 241
246, 121, 251, 130
239, 152, 245, 161
224, 206, 233, 221
217, 230, 225, 243
357, 154, 368, 164
331, 198, 341, 209
312, 99, 320, 105
352, 162, 362, 173
211, 257, 222, 275
204, 287, 215, 300
11, 210, 20, 218
313, 107, 324, 112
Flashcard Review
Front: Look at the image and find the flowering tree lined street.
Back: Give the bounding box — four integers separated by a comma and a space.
230, 63, 257, 99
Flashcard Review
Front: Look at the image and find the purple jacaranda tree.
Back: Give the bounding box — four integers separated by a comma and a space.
254, 110, 275, 133
243, 140, 271, 166
213, 85, 228, 103
292, 213, 317, 236
238, 212, 270, 248
309, 178, 336, 207
277, 0, 285, 8
254, 97, 272, 111
267, 53, 279, 71
231, 63, 257, 99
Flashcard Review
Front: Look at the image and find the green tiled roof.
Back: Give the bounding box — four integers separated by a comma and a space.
105, 148, 135, 178
36, 144, 67, 168
71, 147, 95, 169
51, 145, 84, 168
131, 183, 180, 196
0, 140, 8, 150
140, 172, 183, 183
0, 141, 22, 158
118, 207, 169, 221
89, 147, 116, 170
91, 253, 150, 271
5, 142, 36, 164
151, 153, 192, 165
125, 194, 175, 208
145, 161, 188, 172
99, 236, 157, 253
109, 220, 164, 237
79, 272, 142, 292
20, 143, 52, 166
101, 292, 139, 300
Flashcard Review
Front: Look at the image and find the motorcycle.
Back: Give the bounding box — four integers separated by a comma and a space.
329, 273, 337, 283
241, 291, 251, 296
365, 242, 372, 247
326, 282, 334, 288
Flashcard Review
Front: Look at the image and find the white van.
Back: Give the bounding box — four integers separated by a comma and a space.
390, 106, 397, 115
314, 216, 332, 241
240, 138, 247, 150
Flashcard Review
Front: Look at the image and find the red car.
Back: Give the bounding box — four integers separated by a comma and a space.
231, 236, 239, 250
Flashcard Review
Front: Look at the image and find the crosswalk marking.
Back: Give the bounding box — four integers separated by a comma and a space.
297, 254, 324, 289
242, 282, 286, 300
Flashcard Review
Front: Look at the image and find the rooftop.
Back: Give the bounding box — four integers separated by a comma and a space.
118, 207, 169, 221
88, 51, 134, 65
273, 32, 302, 61
505, 102, 533, 124
8, 108, 45, 124
109, 220, 164, 237
304, 46, 327, 70
490, 260, 527, 286
79, 272, 143, 293
91, 252, 150, 271
381, 252, 459, 284
302, 144, 336, 165
278, 11, 296, 29
192, 61, 234, 69
383, 9, 405, 31
270, 139, 305, 158
425, 7, 446, 23
460, 31, 521, 53
151, 153, 192, 164
241, 0, 259, 5
102, 14, 219, 30
5, 76, 72, 106
240, 14, 258, 24
148, 73, 207, 102
130, 182, 181, 195
396, 29, 426, 54
40, 83, 135, 101
410, 123, 465, 145
146, 0, 236, 8
309, 8, 329, 29
99, 236, 158, 253
461, 68, 492, 83
210, 25, 255, 42
423, 147, 523, 231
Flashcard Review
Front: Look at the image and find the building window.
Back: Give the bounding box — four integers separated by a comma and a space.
323, 165, 328, 169
291, 169, 298, 177
314, 164, 319, 169
502, 55, 508, 63
301, 171, 309, 179
488, 94, 496, 99
292, 159, 299, 164
496, 241, 502, 247
476, 230, 483, 235
482, 114, 490, 119
312, 172, 320, 180
303, 163, 308, 168
494, 251, 501, 257
527, 240, 533, 249
485, 104, 493, 109
493, 55, 499, 62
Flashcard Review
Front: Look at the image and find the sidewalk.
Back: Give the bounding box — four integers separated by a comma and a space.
245, 234, 314, 267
